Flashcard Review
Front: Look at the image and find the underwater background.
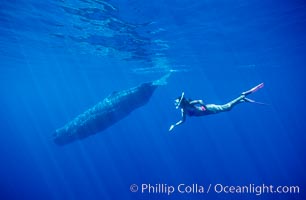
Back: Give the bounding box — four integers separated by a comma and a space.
0, 0, 305, 199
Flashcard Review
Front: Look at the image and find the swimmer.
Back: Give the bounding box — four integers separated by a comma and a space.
169, 83, 265, 131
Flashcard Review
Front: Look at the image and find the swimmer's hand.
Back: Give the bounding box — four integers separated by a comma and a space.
169, 125, 175, 132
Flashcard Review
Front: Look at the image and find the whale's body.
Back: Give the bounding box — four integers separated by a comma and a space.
53, 81, 159, 145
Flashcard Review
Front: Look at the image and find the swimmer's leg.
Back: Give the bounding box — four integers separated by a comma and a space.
205, 83, 266, 114
206, 95, 245, 113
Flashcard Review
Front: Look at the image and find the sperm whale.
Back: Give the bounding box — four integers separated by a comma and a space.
53, 74, 169, 145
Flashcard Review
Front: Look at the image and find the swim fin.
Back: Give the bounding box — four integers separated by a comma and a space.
243, 97, 269, 106
242, 83, 264, 96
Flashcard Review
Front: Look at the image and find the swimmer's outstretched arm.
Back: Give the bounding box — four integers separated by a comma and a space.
189, 100, 204, 105
169, 109, 186, 131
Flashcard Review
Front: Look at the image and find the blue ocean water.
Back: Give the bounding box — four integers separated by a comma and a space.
0, 0, 305, 199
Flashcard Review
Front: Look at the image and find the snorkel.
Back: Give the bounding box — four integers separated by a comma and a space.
175, 92, 185, 109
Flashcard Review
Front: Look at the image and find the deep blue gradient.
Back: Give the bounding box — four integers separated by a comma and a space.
0, 0, 305, 199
